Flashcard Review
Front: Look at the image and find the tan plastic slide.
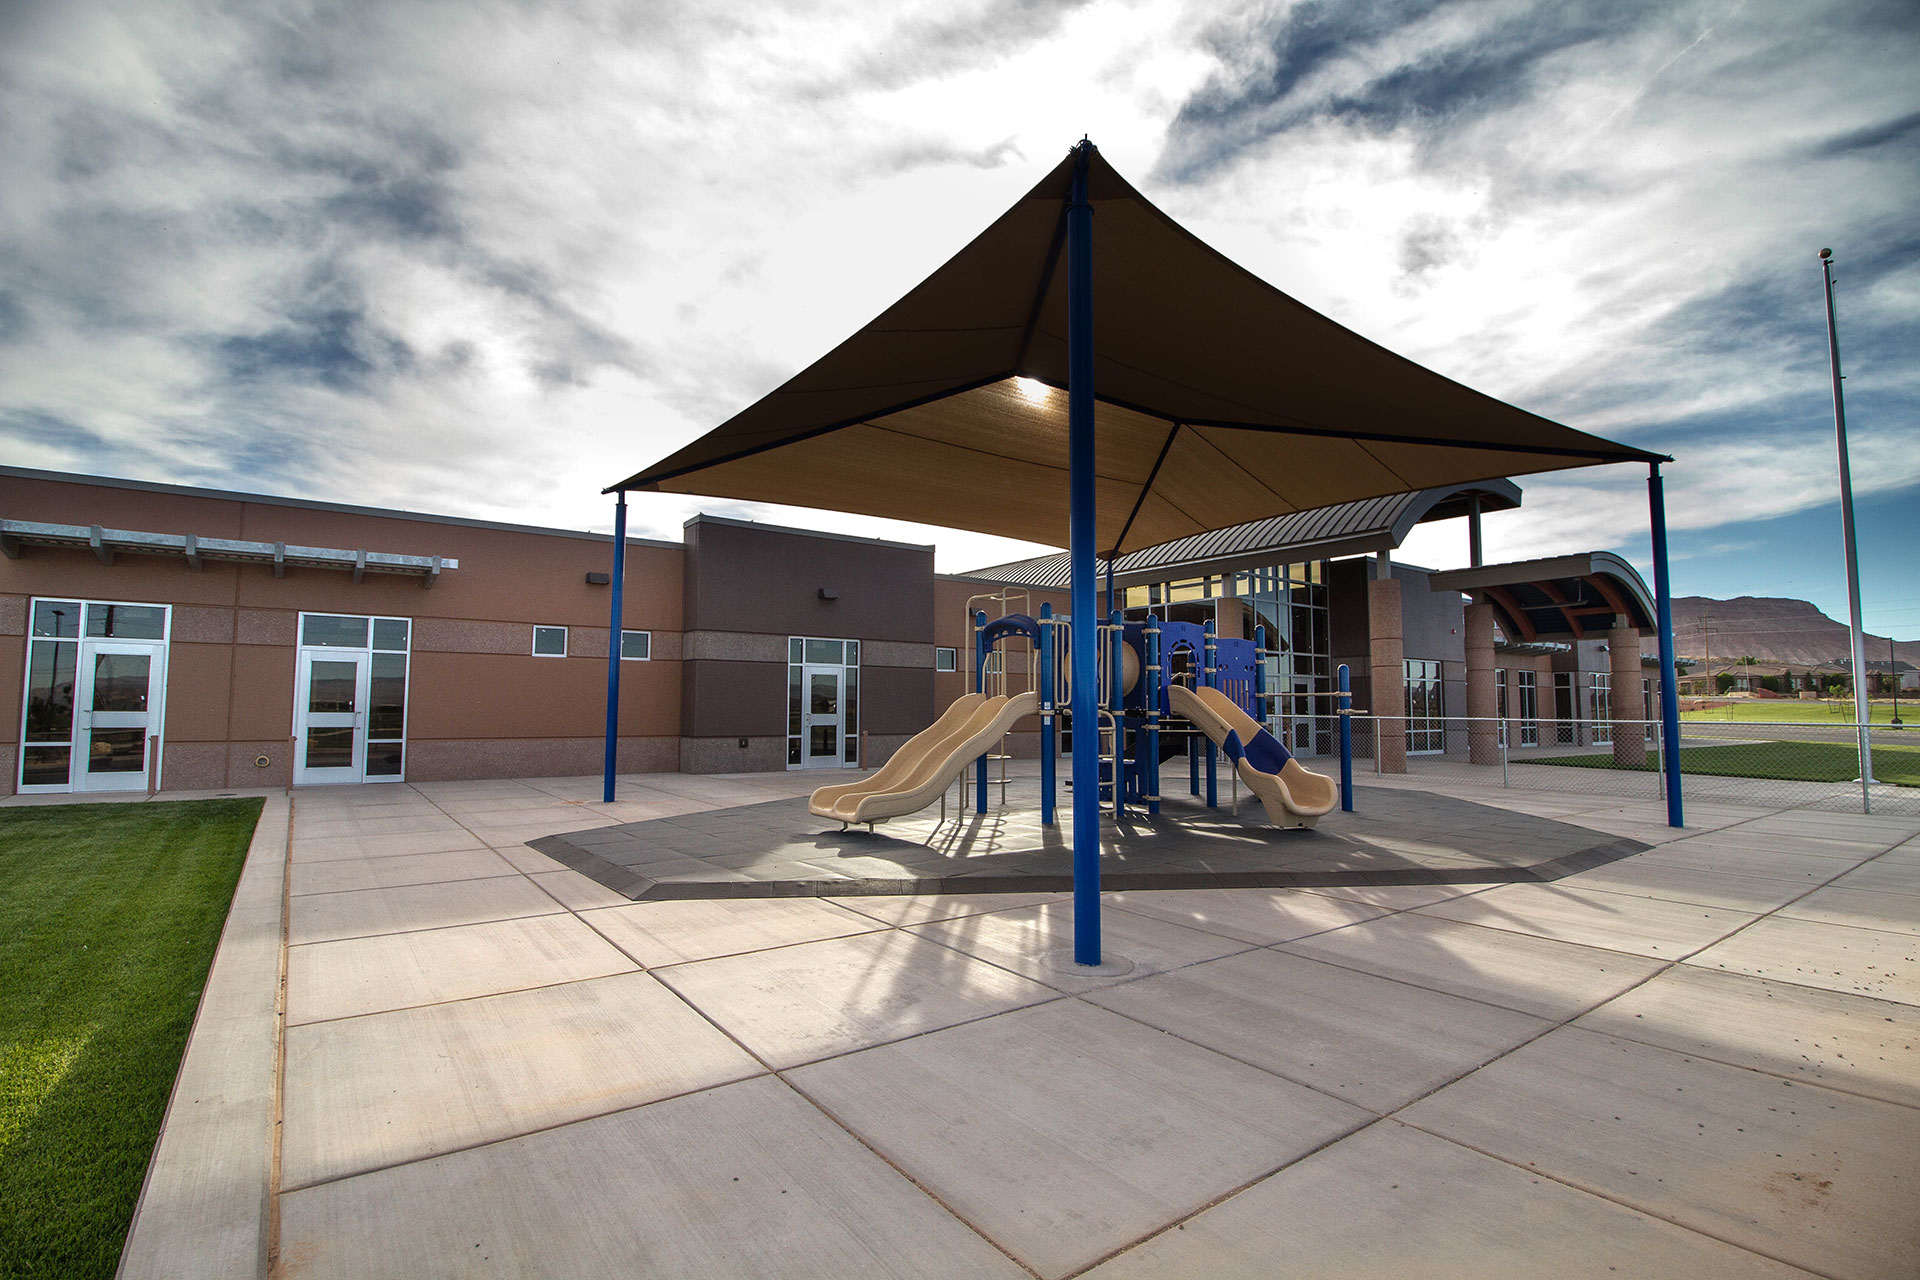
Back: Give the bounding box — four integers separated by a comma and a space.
809, 690, 1040, 826
1168, 684, 1339, 829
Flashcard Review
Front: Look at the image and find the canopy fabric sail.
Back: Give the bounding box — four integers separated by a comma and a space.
612, 146, 1660, 557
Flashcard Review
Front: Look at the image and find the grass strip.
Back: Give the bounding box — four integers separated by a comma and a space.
1528, 740, 1920, 787
0, 798, 263, 1280
1679, 701, 1913, 726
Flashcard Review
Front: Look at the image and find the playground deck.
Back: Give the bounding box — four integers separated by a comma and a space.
528, 774, 1647, 901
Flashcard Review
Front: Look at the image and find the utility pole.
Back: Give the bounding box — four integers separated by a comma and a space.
1819, 248, 1875, 795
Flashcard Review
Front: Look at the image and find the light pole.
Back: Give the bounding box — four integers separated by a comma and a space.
1819, 248, 1875, 795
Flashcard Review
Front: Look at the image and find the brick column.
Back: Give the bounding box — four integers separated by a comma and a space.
1465, 602, 1499, 764
1369, 576, 1406, 773
1610, 620, 1647, 767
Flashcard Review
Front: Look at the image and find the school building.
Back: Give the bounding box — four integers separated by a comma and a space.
2, 464, 1662, 796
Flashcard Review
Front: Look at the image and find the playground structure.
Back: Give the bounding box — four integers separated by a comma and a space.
809, 594, 1339, 831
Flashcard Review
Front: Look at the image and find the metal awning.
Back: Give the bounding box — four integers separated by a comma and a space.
966, 480, 1520, 589
1429, 551, 1654, 641
0, 519, 456, 586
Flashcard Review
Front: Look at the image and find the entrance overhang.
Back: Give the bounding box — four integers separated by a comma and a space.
1428, 551, 1656, 643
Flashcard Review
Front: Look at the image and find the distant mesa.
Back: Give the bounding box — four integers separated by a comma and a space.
1646, 595, 1916, 671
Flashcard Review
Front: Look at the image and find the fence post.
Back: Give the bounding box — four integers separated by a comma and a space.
1499, 718, 1509, 789
1337, 663, 1353, 812
1860, 720, 1872, 815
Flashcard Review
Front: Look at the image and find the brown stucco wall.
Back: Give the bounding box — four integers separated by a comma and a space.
676, 516, 939, 773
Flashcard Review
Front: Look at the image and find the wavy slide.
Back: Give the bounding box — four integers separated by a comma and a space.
810, 691, 1040, 826
1168, 684, 1339, 829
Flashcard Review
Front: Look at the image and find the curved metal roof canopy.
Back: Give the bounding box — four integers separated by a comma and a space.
1428, 551, 1658, 641
967, 480, 1519, 591
612, 146, 1659, 557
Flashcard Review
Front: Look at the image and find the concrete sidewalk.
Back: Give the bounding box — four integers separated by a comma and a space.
116, 771, 1920, 1278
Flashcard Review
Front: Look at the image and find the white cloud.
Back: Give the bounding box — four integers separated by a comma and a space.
0, 0, 1914, 581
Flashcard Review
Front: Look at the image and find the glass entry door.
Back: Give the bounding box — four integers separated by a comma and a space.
801, 664, 844, 768
295, 650, 370, 785
1289, 679, 1318, 756
74, 642, 162, 792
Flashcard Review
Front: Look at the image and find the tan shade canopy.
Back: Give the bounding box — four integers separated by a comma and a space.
613, 145, 1660, 557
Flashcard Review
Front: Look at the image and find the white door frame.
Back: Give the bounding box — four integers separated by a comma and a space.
73, 638, 167, 792
294, 648, 370, 786
801, 663, 845, 769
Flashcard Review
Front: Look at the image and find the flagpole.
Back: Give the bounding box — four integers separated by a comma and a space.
1819, 248, 1874, 800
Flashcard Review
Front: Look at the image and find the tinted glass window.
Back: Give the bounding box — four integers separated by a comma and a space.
303, 615, 369, 647
31, 601, 80, 638
621, 630, 650, 660
369, 653, 407, 738
86, 603, 166, 640
372, 618, 410, 651
533, 626, 567, 656
24, 641, 77, 741
90, 652, 151, 712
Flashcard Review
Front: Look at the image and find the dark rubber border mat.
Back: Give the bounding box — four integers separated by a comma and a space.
529, 784, 1650, 902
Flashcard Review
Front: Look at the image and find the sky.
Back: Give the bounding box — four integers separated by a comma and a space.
2, 0, 1916, 636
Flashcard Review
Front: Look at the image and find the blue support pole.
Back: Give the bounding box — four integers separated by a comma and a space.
601, 491, 628, 803
975, 609, 989, 815
1203, 619, 1217, 808
1253, 624, 1267, 727
1109, 608, 1126, 814
1338, 663, 1354, 812
1040, 604, 1056, 827
1067, 141, 1101, 967
1145, 618, 1161, 815
1189, 734, 1199, 796
1648, 464, 1685, 828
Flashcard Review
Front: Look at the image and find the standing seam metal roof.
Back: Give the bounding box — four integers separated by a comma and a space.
966, 480, 1520, 589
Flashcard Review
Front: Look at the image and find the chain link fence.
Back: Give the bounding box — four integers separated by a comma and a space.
1335, 714, 1920, 815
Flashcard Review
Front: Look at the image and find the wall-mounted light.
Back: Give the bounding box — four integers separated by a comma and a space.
818, 588, 839, 600
585, 572, 611, 585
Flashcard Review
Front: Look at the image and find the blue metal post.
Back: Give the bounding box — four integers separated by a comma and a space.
975, 609, 989, 815
1145, 618, 1161, 815
1067, 141, 1101, 966
602, 491, 628, 803
1189, 735, 1199, 796
1203, 619, 1217, 808
1338, 663, 1354, 812
1648, 464, 1685, 828
1039, 605, 1056, 826
1109, 608, 1126, 813
1253, 624, 1267, 728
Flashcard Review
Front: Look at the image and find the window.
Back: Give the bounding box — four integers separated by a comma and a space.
1516, 670, 1539, 746
303, 614, 370, 648
532, 626, 567, 657
1591, 672, 1612, 746
935, 647, 957, 672
620, 630, 651, 661
1404, 658, 1445, 754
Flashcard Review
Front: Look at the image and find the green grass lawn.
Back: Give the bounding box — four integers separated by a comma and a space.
1530, 740, 1920, 787
1680, 700, 1914, 726
0, 798, 263, 1280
